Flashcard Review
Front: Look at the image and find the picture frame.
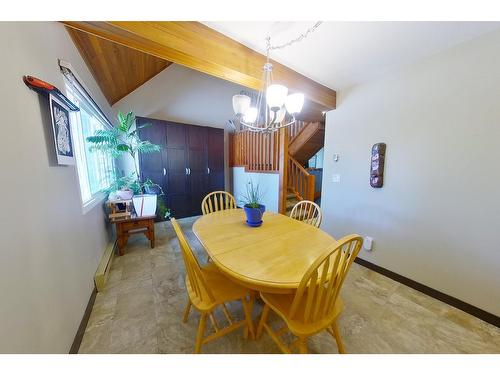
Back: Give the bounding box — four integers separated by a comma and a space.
49, 92, 75, 165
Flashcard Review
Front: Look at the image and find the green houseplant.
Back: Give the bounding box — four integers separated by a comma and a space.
240, 180, 265, 227
86, 111, 166, 217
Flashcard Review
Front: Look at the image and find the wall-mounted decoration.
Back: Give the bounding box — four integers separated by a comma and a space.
49, 94, 74, 165
23, 75, 79, 165
370, 143, 386, 188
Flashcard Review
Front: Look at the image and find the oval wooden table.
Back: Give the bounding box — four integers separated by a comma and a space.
192, 209, 338, 294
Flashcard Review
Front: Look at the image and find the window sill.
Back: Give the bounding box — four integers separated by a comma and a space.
82, 192, 107, 215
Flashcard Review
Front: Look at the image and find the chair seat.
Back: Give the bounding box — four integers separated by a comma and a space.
260, 292, 344, 337
187, 263, 248, 311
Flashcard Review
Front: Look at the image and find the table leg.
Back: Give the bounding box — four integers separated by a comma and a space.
149, 219, 155, 248
116, 223, 125, 256
243, 290, 257, 339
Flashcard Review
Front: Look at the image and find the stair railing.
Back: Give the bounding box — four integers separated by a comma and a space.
288, 120, 308, 142
230, 130, 280, 172
287, 155, 315, 202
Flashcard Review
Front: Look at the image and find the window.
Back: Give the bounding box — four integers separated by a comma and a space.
60, 60, 114, 212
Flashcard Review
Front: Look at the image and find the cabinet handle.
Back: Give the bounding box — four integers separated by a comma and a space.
185, 167, 189, 175
188, 168, 191, 175
207, 167, 210, 174
163, 168, 166, 176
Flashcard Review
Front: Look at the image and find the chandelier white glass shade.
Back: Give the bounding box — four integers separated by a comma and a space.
285, 93, 305, 114
232, 62, 304, 132
266, 84, 288, 109
243, 107, 258, 123
232, 94, 251, 115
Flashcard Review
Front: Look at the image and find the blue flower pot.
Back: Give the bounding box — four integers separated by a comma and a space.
244, 204, 266, 227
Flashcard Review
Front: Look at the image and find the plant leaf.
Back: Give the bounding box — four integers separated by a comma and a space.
124, 111, 135, 131
116, 144, 130, 152
137, 141, 161, 153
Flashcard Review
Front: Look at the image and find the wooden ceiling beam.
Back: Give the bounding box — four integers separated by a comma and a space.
62, 21, 336, 117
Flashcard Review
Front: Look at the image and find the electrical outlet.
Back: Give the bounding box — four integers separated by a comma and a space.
363, 236, 373, 251
332, 174, 340, 183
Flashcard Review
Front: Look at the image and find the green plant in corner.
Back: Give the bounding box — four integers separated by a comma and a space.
157, 197, 171, 220
87, 112, 171, 219
86, 111, 161, 193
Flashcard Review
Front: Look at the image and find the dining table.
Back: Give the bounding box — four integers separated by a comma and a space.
192, 208, 338, 295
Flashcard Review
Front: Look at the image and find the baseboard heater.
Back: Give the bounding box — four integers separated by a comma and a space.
94, 240, 116, 292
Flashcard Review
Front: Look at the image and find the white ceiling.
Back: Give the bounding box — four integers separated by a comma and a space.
204, 22, 500, 90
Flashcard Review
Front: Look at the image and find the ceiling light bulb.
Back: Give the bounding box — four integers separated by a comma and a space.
285, 93, 304, 114
266, 84, 288, 109
232, 94, 251, 115
243, 107, 258, 123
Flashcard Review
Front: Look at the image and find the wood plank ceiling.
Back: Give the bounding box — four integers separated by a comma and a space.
67, 27, 172, 105
63, 22, 336, 122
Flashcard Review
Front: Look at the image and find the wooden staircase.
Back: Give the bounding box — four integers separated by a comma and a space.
229, 121, 324, 214
287, 155, 315, 201
288, 121, 325, 164
285, 191, 301, 216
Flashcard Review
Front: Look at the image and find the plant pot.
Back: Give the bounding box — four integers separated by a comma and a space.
144, 185, 161, 195
117, 189, 134, 200
243, 204, 265, 227
133, 194, 157, 217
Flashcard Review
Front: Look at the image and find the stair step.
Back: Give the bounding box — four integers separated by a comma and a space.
286, 199, 299, 210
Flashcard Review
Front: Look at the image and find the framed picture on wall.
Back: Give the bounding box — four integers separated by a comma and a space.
49, 93, 74, 165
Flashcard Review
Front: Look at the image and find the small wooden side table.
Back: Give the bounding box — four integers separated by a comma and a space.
114, 215, 156, 256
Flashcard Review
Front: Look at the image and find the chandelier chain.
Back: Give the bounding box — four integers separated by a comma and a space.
266, 21, 323, 53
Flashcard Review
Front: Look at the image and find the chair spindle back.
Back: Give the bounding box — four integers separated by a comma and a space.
201, 191, 237, 215
290, 200, 322, 228
289, 235, 362, 324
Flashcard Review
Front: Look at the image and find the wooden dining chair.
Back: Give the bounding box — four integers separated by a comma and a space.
290, 200, 322, 228
201, 191, 237, 262
201, 191, 237, 215
171, 218, 255, 353
256, 234, 363, 354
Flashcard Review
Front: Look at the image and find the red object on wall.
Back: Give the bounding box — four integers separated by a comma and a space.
23, 75, 55, 91
23, 75, 79, 111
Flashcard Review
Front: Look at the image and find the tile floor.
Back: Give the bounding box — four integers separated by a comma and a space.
79, 217, 500, 354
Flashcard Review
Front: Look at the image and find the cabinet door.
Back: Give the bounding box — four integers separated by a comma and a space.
207, 127, 225, 192
137, 118, 166, 192
164, 123, 191, 218
187, 125, 208, 215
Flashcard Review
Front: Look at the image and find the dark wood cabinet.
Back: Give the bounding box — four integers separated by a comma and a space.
137, 117, 225, 219
207, 127, 225, 193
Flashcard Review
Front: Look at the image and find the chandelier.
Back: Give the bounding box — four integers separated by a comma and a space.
231, 22, 322, 133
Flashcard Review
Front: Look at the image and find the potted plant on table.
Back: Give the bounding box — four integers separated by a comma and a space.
86, 111, 166, 217
241, 180, 265, 227
105, 173, 137, 200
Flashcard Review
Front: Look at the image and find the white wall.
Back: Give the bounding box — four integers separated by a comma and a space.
322, 30, 500, 315
232, 168, 279, 213
309, 148, 324, 169
0, 22, 114, 353
113, 65, 249, 190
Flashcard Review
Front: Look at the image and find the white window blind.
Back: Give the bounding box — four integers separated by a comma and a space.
59, 60, 115, 210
